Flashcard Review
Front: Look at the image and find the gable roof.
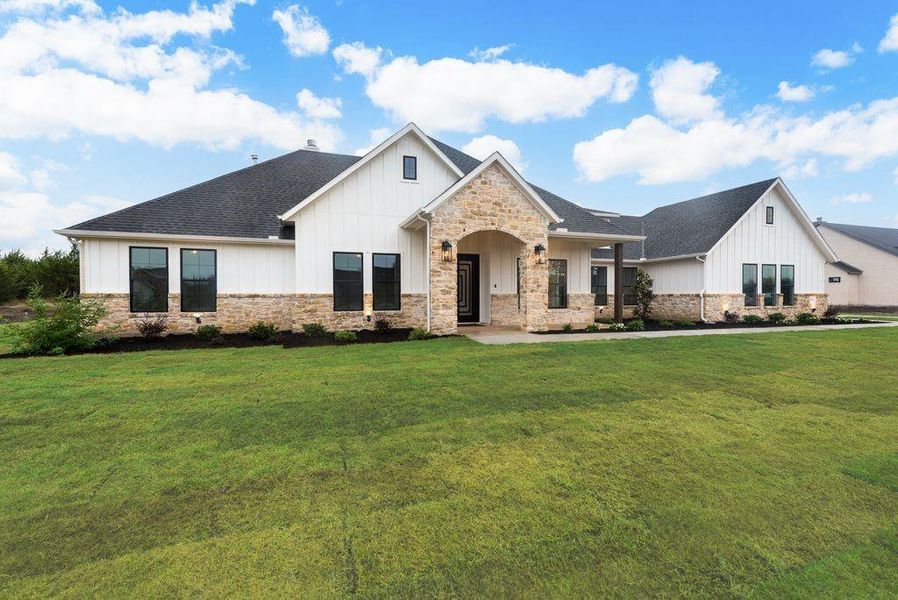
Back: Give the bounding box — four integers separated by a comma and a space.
815, 221, 898, 259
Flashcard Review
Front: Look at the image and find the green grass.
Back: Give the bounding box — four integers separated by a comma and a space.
843, 313, 898, 322
2, 329, 898, 597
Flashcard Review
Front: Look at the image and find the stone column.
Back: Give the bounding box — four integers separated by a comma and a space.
522, 237, 549, 332
429, 235, 458, 335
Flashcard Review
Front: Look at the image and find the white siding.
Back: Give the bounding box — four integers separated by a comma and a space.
704, 187, 827, 293
291, 135, 458, 294
818, 226, 898, 305
641, 258, 705, 293
81, 238, 295, 294
548, 239, 594, 294
824, 263, 860, 305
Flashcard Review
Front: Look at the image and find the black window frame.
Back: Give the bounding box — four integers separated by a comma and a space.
743, 263, 759, 306
372, 253, 401, 311
829, 276, 841, 283
180, 248, 217, 313
129, 246, 169, 313
622, 267, 638, 306
762, 264, 777, 307
781, 264, 796, 306
591, 265, 608, 306
548, 259, 568, 309
333, 251, 364, 312
402, 155, 417, 180
766, 206, 775, 225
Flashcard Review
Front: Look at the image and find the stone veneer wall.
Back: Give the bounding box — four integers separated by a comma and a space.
547, 293, 595, 328
490, 294, 524, 328
594, 296, 635, 321
293, 294, 426, 331
429, 163, 550, 335
703, 293, 827, 322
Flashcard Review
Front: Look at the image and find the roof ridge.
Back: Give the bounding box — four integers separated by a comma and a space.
643, 177, 778, 217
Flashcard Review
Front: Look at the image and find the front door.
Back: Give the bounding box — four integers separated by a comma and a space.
457, 254, 480, 323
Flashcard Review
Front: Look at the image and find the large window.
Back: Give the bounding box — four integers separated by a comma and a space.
334, 252, 363, 311
548, 259, 567, 309
591, 265, 608, 306
402, 155, 417, 180
129, 247, 168, 312
781, 265, 795, 306
372, 253, 400, 310
622, 267, 638, 306
743, 264, 758, 306
181, 249, 216, 312
762, 264, 777, 307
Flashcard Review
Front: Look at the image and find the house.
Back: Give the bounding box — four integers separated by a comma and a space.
814, 221, 898, 310
589, 178, 837, 322
55, 124, 834, 335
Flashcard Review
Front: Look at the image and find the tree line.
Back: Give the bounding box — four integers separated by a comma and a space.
0, 245, 80, 302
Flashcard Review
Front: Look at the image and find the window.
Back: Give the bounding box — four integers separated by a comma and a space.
743, 264, 758, 306
129, 247, 168, 312
829, 276, 841, 283
762, 264, 777, 307
181, 249, 216, 312
781, 265, 795, 306
622, 267, 638, 306
402, 155, 417, 180
766, 206, 775, 225
591, 265, 608, 306
372, 253, 400, 310
548, 259, 567, 309
333, 252, 363, 311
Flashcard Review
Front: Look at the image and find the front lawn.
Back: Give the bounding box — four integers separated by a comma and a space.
2, 329, 897, 597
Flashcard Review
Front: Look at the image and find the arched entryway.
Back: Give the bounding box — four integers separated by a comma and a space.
456, 230, 528, 328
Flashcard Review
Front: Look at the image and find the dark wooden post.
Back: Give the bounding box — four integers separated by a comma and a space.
614, 243, 624, 323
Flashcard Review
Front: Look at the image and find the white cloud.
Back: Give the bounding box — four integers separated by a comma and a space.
0, 0, 100, 14
333, 42, 383, 77
811, 45, 861, 70
468, 44, 512, 62
339, 49, 637, 133
649, 56, 721, 124
777, 81, 815, 102
880, 14, 898, 53
462, 134, 527, 172
272, 4, 329, 58
831, 192, 873, 205
0, 152, 27, 188
783, 158, 818, 179
296, 88, 341, 119
353, 127, 391, 156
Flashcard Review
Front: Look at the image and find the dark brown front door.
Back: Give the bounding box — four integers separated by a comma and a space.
457, 254, 480, 323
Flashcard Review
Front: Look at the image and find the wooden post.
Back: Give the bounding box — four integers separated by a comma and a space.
614, 243, 624, 323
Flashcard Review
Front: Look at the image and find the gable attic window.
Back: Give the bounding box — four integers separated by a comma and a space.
402, 155, 417, 180
766, 206, 775, 225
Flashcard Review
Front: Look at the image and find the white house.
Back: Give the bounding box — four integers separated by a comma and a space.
56, 124, 835, 334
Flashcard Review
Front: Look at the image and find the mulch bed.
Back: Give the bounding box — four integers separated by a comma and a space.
537, 318, 876, 334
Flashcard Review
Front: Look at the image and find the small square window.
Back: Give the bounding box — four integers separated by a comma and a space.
829, 276, 841, 283
766, 206, 775, 225
402, 156, 417, 180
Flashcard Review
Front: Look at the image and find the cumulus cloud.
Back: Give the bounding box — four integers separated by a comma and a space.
777, 81, 815, 102
830, 192, 873, 206
0, 152, 28, 188
462, 134, 527, 172
649, 56, 721, 124
468, 44, 513, 62
353, 127, 392, 156
0, 0, 100, 14
272, 4, 329, 57
296, 88, 341, 119
811, 44, 862, 69
335, 45, 638, 133
880, 14, 898, 53
783, 158, 818, 179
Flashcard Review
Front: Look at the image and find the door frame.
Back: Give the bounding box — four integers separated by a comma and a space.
457, 253, 480, 324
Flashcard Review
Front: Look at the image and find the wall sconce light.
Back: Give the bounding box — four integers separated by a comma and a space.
534, 243, 547, 264
441, 240, 453, 262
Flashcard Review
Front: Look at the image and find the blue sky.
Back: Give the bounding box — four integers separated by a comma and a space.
1, 0, 897, 253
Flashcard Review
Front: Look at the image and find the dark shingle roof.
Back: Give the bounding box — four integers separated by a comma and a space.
816, 222, 898, 259
69, 136, 632, 239
831, 260, 863, 275
592, 178, 779, 261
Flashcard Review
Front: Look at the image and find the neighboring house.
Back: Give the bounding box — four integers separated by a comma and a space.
590, 178, 837, 321
814, 221, 898, 309
56, 125, 835, 334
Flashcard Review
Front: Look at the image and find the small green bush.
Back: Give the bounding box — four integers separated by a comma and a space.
302, 322, 327, 337
796, 312, 820, 325
723, 310, 740, 323
373, 317, 392, 333
136, 314, 168, 338
335, 330, 357, 343
408, 328, 433, 341
608, 323, 626, 332
658, 320, 675, 329
584, 323, 600, 333
11, 286, 106, 356
626, 319, 645, 331
743, 315, 764, 324
768, 312, 787, 324
562, 323, 574, 333
248, 321, 278, 340
675, 320, 696, 327
195, 324, 222, 341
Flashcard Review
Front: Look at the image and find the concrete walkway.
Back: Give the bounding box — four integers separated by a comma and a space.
463, 321, 898, 345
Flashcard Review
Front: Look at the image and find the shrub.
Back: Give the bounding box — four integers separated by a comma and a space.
633, 269, 656, 320
136, 314, 168, 338
608, 322, 626, 332
408, 327, 433, 340
248, 321, 278, 340
584, 323, 600, 333
562, 323, 574, 333
302, 322, 327, 337
823, 305, 840, 319
796, 312, 820, 325
658, 320, 675, 329
743, 314, 764, 324
0, 244, 80, 299
195, 324, 222, 341
373, 317, 392, 333
335, 330, 358, 343
768, 312, 787, 324
675, 320, 696, 327
0, 262, 17, 303
723, 310, 740, 323
625, 319, 645, 331
10, 286, 106, 355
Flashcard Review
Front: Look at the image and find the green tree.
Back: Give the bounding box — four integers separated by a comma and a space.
633, 268, 656, 321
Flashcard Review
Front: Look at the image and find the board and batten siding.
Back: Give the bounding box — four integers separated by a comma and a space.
588, 258, 703, 294
290, 135, 458, 294
548, 239, 595, 294
80, 238, 295, 294
704, 187, 826, 294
